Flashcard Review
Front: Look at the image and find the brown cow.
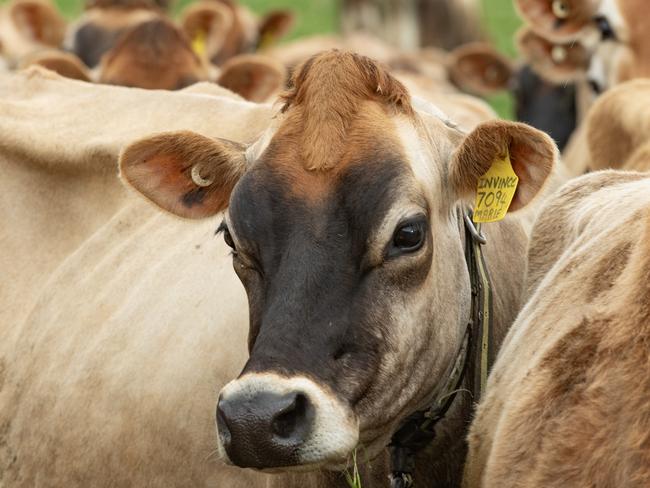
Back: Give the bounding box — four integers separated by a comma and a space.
463, 169, 650, 488
23, 19, 287, 100
113, 50, 557, 487
180, 0, 294, 66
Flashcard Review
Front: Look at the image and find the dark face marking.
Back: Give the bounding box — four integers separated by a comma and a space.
72, 23, 126, 68
226, 144, 432, 405
182, 187, 207, 208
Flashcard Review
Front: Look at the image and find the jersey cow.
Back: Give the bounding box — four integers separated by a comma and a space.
113, 50, 557, 486
463, 169, 650, 488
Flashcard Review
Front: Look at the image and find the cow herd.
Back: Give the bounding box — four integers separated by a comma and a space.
0, 0, 648, 487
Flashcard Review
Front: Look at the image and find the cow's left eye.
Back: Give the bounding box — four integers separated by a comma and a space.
392, 218, 426, 253
217, 222, 236, 250
595, 16, 617, 41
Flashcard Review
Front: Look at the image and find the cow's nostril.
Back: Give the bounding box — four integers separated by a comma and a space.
272, 393, 308, 438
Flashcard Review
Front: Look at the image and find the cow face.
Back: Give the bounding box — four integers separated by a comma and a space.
66, 6, 160, 68
98, 18, 209, 90
120, 51, 556, 471
586, 0, 650, 93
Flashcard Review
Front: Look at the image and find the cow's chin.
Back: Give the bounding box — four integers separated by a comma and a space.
215, 373, 360, 471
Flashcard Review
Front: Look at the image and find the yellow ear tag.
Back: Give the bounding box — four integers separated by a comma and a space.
192, 30, 207, 57
473, 149, 519, 223
257, 32, 276, 50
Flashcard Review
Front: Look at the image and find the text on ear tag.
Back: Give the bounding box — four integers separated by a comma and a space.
473, 150, 518, 223
192, 30, 207, 57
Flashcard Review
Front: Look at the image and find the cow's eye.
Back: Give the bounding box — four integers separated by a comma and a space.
595, 16, 617, 41
217, 222, 236, 250
392, 218, 426, 253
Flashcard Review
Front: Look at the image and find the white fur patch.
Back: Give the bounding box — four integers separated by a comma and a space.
217, 373, 359, 468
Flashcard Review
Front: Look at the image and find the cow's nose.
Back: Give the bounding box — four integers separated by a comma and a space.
216, 390, 314, 468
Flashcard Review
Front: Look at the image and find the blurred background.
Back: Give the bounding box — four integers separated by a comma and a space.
0, 0, 521, 116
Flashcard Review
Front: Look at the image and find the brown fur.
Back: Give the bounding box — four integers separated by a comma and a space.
447, 42, 514, 96
119, 131, 247, 218
515, 0, 601, 41
217, 54, 286, 102
586, 79, 650, 171
279, 50, 414, 171
464, 170, 650, 487
516, 26, 590, 83
9, 0, 66, 46
19, 49, 91, 81
99, 18, 208, 89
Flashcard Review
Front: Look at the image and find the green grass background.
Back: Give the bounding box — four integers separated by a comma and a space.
2, 0, 522, 116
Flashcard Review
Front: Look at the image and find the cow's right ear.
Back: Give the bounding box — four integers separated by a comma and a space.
119, 131, 247, 219
515, 0, 600, 42
447, 42, 514, 96
9, 0, 66, 47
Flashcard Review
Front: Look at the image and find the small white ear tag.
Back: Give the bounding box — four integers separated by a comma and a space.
473, 150, 518, 223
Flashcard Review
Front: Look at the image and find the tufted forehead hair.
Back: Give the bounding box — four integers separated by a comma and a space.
278, 50, 415, 171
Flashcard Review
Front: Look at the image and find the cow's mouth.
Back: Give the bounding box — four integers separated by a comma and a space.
216, 373, 359, 470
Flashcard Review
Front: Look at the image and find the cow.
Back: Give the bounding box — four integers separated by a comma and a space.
179, 0, 294, 66
516, 0, 650, 94
0, 0, 66, 66
585, 79, 650, 172
0, 51, 558, 487
20, 19, 287, 101
462, 169, 650, 488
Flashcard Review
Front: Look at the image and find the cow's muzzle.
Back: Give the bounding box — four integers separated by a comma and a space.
216, 373, 359, 470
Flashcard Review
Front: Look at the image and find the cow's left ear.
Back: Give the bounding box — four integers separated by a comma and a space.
447, 43, 514, 96
449, 121, 557, 212
20, 50, 92, 82
10, 0, 66, 46
217, 54, 286, 102
119, 131, 247, 219
257, 10, 294, 49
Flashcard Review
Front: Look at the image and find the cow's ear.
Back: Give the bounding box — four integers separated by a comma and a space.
119, 131, 247, 219
10, 0, 66, 46
515, 0, 599, 42
517, 27, 589, 84
217, 54, 286, 102
181, 1, 233, 60
447, 42, 513, 96
20, 50, 92, 82
449, 121, 557, 212
257, 10, 294, 48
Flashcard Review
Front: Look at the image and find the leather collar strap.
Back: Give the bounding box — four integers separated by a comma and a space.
388, 211, 494, 488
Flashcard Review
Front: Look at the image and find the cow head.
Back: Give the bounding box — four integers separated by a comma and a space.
180, 0, 294, 66
517, 27, 590, 83
66, 4, 161, 68
98, 18, 209, 90
119, 51, 556, 471
515, 0, 602, 41
585, 0, 650, 93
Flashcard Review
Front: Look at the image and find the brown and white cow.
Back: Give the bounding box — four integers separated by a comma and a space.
22, 19, 287, 100
112, 50, 556, 486
0, 51, 556, 487
463, 169, 650, 488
